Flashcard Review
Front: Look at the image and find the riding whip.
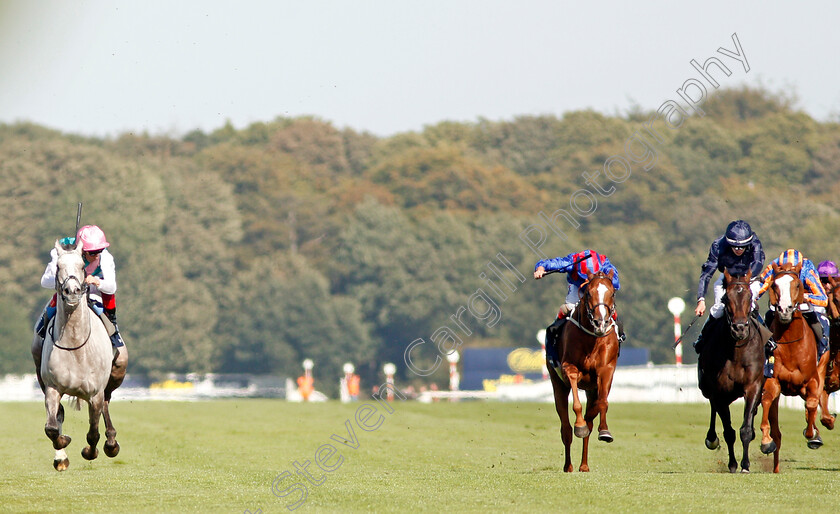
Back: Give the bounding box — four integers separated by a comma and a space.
74, 202, 83, 239
672, 313, 702, 349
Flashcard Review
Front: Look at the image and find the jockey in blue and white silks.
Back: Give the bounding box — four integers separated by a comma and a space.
696, 220, 765, 320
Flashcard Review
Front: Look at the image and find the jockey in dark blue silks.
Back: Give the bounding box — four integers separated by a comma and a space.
693, 220, 774, 360
534, 250, 626, 367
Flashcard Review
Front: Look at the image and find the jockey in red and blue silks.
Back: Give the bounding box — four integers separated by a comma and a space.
757, 249, 830, 358
534, 250, 625, 354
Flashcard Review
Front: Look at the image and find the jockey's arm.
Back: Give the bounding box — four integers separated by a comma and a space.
94, 250, 117, 295
40, 248, 59, 289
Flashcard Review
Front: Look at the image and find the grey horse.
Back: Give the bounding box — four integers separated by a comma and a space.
34, 240, 125, 470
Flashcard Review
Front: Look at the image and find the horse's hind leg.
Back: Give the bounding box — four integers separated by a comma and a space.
705, 404, 719, 450
768, 397, 782, 473
44, 388, 71, 471
819, 389, 835, 430
579, 389, 600, 472
715, 400, 738, 473
103, 347, 127, 458
102, 396, 120, 458
548, 365, 574, 473
81, 393, 105, 461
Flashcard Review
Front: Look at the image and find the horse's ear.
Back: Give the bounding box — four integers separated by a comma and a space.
793, 262, 802, 275
745, 269, 752, 280
607, 269, 615, 280
772, 262, 781, 274
830, 276, 839, 288
724, 268, 732, 285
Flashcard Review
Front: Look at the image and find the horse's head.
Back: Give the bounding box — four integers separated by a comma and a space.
581, 270, 616, 337
768, 262, 804, 324
723, 269, 752, 340
54, 239, 87, 308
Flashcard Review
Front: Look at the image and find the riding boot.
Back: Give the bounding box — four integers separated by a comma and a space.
545, 315, 567, 369
35, 304, 56, 339
757, 309, 776, 377
803, 311, 828, 360
104, 308, 125, 348
613, 313, 625, 357
693, 316, 716, 355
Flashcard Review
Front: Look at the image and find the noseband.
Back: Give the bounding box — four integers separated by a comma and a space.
58, 274, 88, 307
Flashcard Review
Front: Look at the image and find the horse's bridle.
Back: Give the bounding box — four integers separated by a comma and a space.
578, 279, 617, 335
723, 275, 753, 346
52, 265, 92, 351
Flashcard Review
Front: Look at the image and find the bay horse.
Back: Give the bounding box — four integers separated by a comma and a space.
697, 270, 765, 473
546, 270, 619, 472
36, 240, 125, 470
818, 274, 840, 429
759, 262, 829, 473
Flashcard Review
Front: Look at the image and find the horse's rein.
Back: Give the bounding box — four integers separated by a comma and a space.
53, 273, 93, 351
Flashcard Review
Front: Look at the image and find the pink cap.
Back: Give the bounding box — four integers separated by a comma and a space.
77, 225, 110, 251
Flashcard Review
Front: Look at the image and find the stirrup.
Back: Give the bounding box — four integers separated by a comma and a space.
110, 332, 125, 348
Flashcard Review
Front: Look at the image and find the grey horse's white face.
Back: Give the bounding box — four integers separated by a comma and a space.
54, 240, 86, 306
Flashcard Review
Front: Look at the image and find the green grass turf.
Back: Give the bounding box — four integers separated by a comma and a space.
0, 399, 838, 512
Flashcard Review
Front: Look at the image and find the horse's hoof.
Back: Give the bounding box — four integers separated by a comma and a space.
574, 425, 591, 438
807, 436, 823, 450
740, 468, 750, 474
53, 458, 69, 471
104, 442, 120, 458
81, 446, 98, 461
598, 430, 613, 443
705, 437, 720, 450
760, 441, 777, 454
820, 416, 835, 430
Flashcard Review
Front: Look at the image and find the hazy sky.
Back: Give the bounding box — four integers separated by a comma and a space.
2, 1, 839, 138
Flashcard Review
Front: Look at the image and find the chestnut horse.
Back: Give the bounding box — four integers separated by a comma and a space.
546, 270, 619, 473
818, 275, 840, 429
759, 262, 829, 473
697, 270, 765, 473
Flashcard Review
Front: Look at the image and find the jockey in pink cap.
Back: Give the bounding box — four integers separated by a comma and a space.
33, 225, 125, 390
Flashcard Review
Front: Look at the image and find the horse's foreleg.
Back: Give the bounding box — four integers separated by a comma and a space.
548, 365, 574, 473
44, 388, 70, 471
564, 365, 588, 438
739, 382, 763, 473
714, 399, 738, 473
82, 393, 104, 461
760, 378, 780, 454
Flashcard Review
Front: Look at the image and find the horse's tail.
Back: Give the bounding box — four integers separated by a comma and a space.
68, 396, 84, 411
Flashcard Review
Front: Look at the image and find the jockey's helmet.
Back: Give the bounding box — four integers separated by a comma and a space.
818, 260, 839, 278
77, 225, 110, 251
724, 220, 753, 246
